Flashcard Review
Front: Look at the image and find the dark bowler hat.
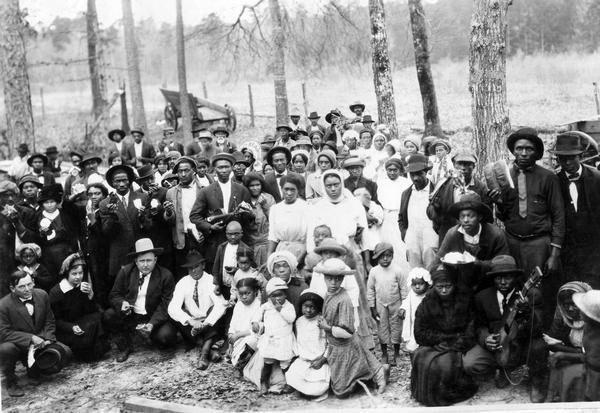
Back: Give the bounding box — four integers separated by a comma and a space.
130, 128, 145, 136
212, 124, 230, 137
362, 115, 374, 123
266, 146, 292, 166
173, 156, 198, 173
506, 127, 544, 160
211, 152, 236, 167
308, 111, 320, 119
108, 129, 126, 141
45, 146, 58, 155
325, 109, 342, 124
127, 238, 163, 257
550, 131, 588, 156
181, 251, 207, 268
80, 153, 102, 166
276, 124, 292, 132
18, 174, 43, 190
486, 255, 524, 277
405, 153, 432, 173
136, 165, 154, 181
448, 192, 493, 223
105, 164, 136, 184
33, 342, 71, 374
27, 153, 48, 167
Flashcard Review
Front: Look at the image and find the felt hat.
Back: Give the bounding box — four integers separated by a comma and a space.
372, 242, 394, 260
209, 153, 235, 167
550, 131, 588, 156
136, 165, 154, 181
18, 174, 42, 190
105, 164, 136, 184
290, 108, 302, 117
80, 153, 102, 166
130, 128, 145, 136
38, 184, 64, 204
212, 124, 230, 137
308, 111, 320, 119
430, 266, 457, 284
294, 128, 308, 137
428, 139, 451, 156
232, 151, 250, 166
34, 343, 70, 374
195, 156, 210, 167
405, 153, 431, 173
448, 192, 493, 223
452, 149, 478, 164
0, 181, 18, 195
153, 154, 167, 167
322, 141, 338, 155
128, 238, 163, 257
325, 109, 342, 124
27, 153, 48, 167
266, 146, 292, 166
313, 238, 346, 256
261, 134, 277, 146
314, 258, 355, 277
297, 288, 324, 314
161, 172, 179, 187
275, 123, 292, 133
506, 127, 544, 160
342, 157, 366, 169
349, 101, 365, 112
486, 255, 524, 277
45, 146, 58, 155
181, 251, 206, 268
362, 115, 374, 123
70, 150, 83, 159
573, 290, 600, 324
317, 149, 337, 168
404, 135, 422, 149
108, 129, 126, 141
291, 137, 312, 150
173, 156, 198, 173
266, 277, 288, 296
309, 130, 324, 139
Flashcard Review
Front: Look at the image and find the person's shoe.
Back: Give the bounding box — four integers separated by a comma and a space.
494, 370, 509, 389
530, 384, 545, 403
116, 347, 132, 363
382, 352, 390, 365
260, 382, 269, 395
391, 352, 398, 367
209, 349, 222, 363
197, 353, 210, 370
4, 376, 24, 397
27, 376, 42, 386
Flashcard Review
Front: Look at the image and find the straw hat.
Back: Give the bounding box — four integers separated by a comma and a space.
314, 258, 355, 276
127, 238, 164, 257
573, 290, 600, 323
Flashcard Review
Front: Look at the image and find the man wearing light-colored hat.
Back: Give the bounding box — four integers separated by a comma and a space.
343, 157, 379, 205
104, 238, 178, 362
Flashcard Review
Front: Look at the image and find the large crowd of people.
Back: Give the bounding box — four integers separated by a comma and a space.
1, 103, 600, 406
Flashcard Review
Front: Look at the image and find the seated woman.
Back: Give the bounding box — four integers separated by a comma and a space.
265, 250, 307, 308
48, 253, 109, 361
411, 266, 478, 406
545, 281, 591, 402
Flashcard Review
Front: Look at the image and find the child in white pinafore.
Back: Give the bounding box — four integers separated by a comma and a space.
399, 267, 431, 353
228, 277, 262, 374
252, 277, 296, 394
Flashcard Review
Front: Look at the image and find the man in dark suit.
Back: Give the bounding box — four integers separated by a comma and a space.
107, 128, 129, 160
126, 128, 156, 167
552, 131, 600, 289
99, 165, 153, 288
189, 153, 254, 270
342, 157, 379, 204
27, 153, 56, 187
43, 146, 62, 177
463, 255, 547, 402
105, 239, 177, 362
263, 146, 307, 202
0, 271, 71, 397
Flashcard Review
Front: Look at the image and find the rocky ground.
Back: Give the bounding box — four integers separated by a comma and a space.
3, 339, 531, 413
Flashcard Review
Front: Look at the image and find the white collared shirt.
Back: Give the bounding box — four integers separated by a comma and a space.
275, 169, 287, 198
133, 272, 151, 315
19, 297, 34, 316
568, 166, 583, 212
167, 273, 227, 326
222, 243, 239, 286
58, 279, 74, 293
458, 224, 482, 245
115, 141, 123, 152
217, 179, 232, 213
180, 184, 197, 229
496, 289, 515, 315
134, 142, 143, 159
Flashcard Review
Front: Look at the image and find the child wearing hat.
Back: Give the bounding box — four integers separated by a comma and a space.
428, 139, 454, 186
367, 242, 409, 365
399, 267, 431, 353
317, 258, 389, 396
15, 243, 54, 292
251, 277, 296, 394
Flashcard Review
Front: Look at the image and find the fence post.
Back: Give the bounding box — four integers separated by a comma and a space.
301, 82, 308, 118
202, 81, 208, 99
40, 87, 45, 120
248, 84, 255, 128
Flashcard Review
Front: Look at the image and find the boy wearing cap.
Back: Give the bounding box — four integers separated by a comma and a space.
17, 175, 42, 211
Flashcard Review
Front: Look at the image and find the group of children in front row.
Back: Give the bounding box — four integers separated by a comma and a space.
219, 222, 432, 399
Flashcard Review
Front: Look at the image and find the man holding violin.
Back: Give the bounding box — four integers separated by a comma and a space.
462, 255, 548, 403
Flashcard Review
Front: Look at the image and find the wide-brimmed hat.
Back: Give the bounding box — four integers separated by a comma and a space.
211, 152, 236, 167
27, 153, 48, 167
550, 131, 587, 156
314, 258, 355, 276
130, 128, 145, 136
128, 238, 163, 257
181, 251, 206, 268
261, 134, 276, 145
193, 129, 213, 141
506, 127, 544, 160
294, 128, 308, 137
362, 115, 374, 123
349, 101, 365, 112
314, 238, 346, 256
266, 146, 292, 166
173, 156, 197, 173
161, 172, 179, 186
325, 109, 342, 124
18, 174, 43, 190
266, 277, 288, 296
309, 130, 324, 139
70, 150, 83, 159
308, 111, 320, 119
342, 129, 359, 144
342, 157, 366, 169
372, 242, 394, 260
448, 192, 493, 223
105, 164, 136, 184
136, 165, 154, 181
275, 123, 292, 132
406, 153, 431, 173
573, 290, 600, 324
108, 129, 126, 141
80, 153, 102, 167
34, 343, 70, 374
428, 139, 452, 156
290, 107, 302, 117
212, 124, 230, 137
486, 255, 524, 277
404, 135, 422, 149
452, 149, 478, 164
44, 146, 58, 155
232, 151, 250, 166
291, 150, 309, 164
38, 184, 64, 204
166, 150, 182, 160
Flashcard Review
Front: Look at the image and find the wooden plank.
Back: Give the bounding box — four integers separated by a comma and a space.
124, 396, 217, 413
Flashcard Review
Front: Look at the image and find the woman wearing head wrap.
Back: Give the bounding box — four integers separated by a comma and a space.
544, 281, 591, 402
265, 250, 307, 307
48, 253, 109, 361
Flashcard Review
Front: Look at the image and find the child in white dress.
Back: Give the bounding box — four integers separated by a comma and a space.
228, 278, 262, 374
399, 267, 431, 352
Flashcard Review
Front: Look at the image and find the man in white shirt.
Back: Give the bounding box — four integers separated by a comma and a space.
125, 128, 156, 167
105, 239, 177, 362
168, 252, 227, 369
7, 143, 30, 182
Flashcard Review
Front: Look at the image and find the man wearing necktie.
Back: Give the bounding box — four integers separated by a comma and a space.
488, 128, 565, 327
552, 131, 600, 289
263, 146, 293, 203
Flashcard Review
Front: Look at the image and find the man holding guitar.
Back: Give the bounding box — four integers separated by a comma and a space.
463, 255, 548, 403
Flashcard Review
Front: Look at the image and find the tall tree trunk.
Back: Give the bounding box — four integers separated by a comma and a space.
0, 0, 34, 154
469, 0, 512, 175
86, 0, 107, 122
368, 0, 398, 141
269, 0, 289, 126
408, 0, 443, 138
175, 0, 191, 140
121, 0, 146, 131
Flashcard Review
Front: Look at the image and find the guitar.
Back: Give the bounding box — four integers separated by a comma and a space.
495, 266, 544, 367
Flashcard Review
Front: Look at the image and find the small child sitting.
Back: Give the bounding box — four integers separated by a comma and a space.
366, 242, 409, 366
230, 246, 267, 303
252, 278, 296, 394
16, 243, 54, 291
229, 278, 262, 374
285, 289, 330, 399
399, 267, 431, 353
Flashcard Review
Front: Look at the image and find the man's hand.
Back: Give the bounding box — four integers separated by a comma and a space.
488, 189, 502, 203
121, 301, 132, 314
72, 325, 84, 335
397, 308, 406, 320
484, 333, 502, 351
136, 323, 153, 335
214, 285, 221, 296
31, 335, 47, 348
163, 201, 174, 215
251, 322, 261, 334
210, 222, 225, 232
549, 351, 568, 368
544, 251, 560, 276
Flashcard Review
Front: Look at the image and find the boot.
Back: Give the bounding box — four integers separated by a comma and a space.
494, 369, 509, 389
3, 374, 24, 397
116, 347, 132, 363
530, 376, 546, 403
115, 332, 133, 363
260, 364, 272, 395
197, 351, 210, 370
374, 364, 390, 394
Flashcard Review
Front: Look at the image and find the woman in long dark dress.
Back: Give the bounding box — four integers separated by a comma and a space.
48, 253, 109, 362
411, 267, 478, 406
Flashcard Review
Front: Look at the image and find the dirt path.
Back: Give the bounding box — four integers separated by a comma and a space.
2, 342, 531, 412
